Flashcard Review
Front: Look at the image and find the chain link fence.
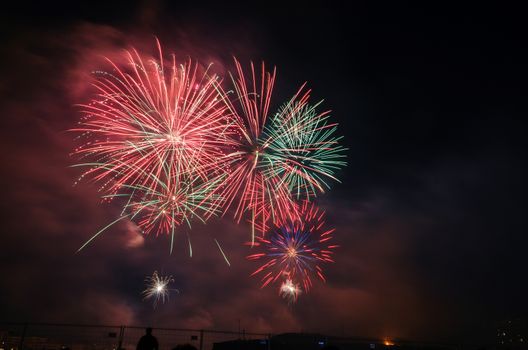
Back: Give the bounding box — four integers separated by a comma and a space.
0, 323, 270, 350
0, 323, 465, 350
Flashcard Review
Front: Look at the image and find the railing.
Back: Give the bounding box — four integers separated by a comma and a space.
0, 323, 271, 350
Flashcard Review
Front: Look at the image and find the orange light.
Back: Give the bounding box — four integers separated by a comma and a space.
383, 340, 395, 346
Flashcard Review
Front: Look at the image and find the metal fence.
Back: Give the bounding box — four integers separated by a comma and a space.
0, 323, 270, 350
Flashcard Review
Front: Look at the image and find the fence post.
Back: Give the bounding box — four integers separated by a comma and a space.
18, 323, 28, 350
199, 330, 203, 350
117, 326, 125, 350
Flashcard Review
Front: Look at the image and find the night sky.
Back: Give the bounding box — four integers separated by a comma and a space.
1, 1, 527, 344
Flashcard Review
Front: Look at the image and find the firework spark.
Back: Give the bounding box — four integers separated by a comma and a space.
142, 270, 176, 308
279, 278, 302, 304
247, 201, 337, 292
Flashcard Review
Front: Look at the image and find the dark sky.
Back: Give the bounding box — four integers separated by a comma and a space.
1, 1, 527, 344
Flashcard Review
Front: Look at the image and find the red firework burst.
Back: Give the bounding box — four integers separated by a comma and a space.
209, 59, 315, 237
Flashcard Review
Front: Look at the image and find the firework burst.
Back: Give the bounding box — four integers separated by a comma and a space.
211, 59, 346, 239
247, 201, 337, 292
77, 153, 224, 253
279, 278, 302, 304
71, 43, 346, 260
264, 100, 347, 199
72, 41, 230, 252
142, 270, 177, 308
72, 40, 232, 196
207, 60, 293, 237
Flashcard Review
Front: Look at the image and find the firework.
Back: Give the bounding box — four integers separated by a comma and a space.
72, 41, 231, 252
211, 59, 346, 238
72, 40, 232, 196
142, 270, 176, 308
247, 201, 337, 292
264, 100, 347, 199
77, 153, 223, 253
205, 60, 292, 237
279, 278, 302, 304
72, 42, 346, 257
214, 238, 231, 266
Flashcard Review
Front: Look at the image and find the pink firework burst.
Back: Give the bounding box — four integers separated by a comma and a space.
72, 40, 232, 197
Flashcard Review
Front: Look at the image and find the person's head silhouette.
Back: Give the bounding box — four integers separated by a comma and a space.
137, 327, 158, 350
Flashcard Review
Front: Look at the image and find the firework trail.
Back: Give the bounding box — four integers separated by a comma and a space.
72, 40, 232, 197
214, 238, 231, 266
247, 201, 338, 292
142, 270, 177, 308
279, 278, 302, 304
211, 59, 346, 239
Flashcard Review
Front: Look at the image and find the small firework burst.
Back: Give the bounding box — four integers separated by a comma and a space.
142, 271, 176, 308
247, 201, 338, 292
279, 278, 302, 304
76, 154, 224, 254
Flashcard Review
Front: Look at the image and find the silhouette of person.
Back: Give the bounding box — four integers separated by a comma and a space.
136, 327, 159, 350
